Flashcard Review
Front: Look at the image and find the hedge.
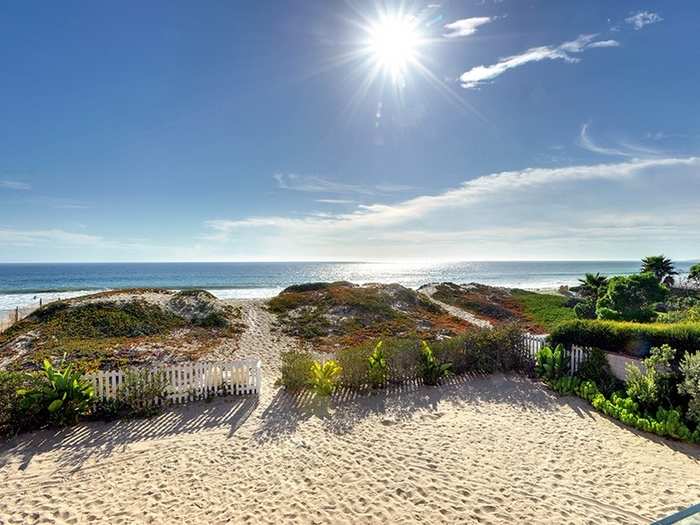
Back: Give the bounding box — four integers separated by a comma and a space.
549, 319, 700, 358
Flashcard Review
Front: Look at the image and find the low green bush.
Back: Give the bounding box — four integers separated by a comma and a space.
276, 350, 314, 391
116, 369, 169, 417
595, 273, 669, 322
383, 338, 422, 381
549, 319, 700, 358
0, 371, 45, 436
17, 356, 94, 427
575, 347, 620, 396
574, 300, 596, 320
625, 344, 676, 413
679, 351, 700, 423
336, 342, 373, 389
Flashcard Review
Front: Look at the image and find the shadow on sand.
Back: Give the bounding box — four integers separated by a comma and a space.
0, 394, 258, 471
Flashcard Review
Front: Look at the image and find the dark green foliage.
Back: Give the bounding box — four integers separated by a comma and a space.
575, 273, 609, 301
549, 319, 700, 358
419, 341, 452, 386
574, 300, 596, 320
689, 263, 700, 285
596, 273, 669, 322
535, 344, 567, 381
0, 371, 44, 436
17, 356, 94, 427
193, 311, 229, 328
281, 282, 346, 294
276, 349, 314, 391
641, 255, 678, 286
383, 338, 422, 381
172, 289, 217, 299
115, 369, 169, 417
575, 347, 620, 396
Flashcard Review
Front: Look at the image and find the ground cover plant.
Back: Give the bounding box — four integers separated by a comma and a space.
0, 289, 244, 371
268, 282, 470, 350
429, 282, 574, 333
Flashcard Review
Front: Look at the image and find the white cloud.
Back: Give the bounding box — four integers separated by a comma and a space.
205, 157, 700, 259
316, 199, 356, 204
0, 180, 31, 191
459, 34, 618, 89
625, 11, 663, 30
274, 173, 414, 195
443, 17, 492, 38
587, 40, 620, 48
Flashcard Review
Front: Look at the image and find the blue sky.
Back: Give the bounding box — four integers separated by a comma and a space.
1, 0, 699, 262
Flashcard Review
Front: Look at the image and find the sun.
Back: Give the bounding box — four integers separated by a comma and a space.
366, 14, 423, 84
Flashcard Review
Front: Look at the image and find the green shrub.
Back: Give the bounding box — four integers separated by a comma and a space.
625, 344, 676, 412
574, 300, 596, 320
17, 356, 94, 427
116, 369, 169, 417
193, 311, 229, 328
550, 375, 581, 395
510, 290, 576, 331
276, 350, 314, 391
336, 342, 373, 389
575, 347, 619, 396
678, 351, 700, 423
0, 371, 45, 436
309, 360, 342, 397
595, 273, 669, 322
367, 341, 388, 388
383, 338, 422, 381
419, 341, 452, 386
535, 344, 567, 381
549, 319, 700, 358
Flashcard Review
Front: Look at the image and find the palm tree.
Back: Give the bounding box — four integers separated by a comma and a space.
576, 272, 609, 300
641, 255, 678, 286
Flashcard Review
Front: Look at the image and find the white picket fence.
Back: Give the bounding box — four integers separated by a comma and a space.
86, 358, 261, 405
521, 334, 589, 374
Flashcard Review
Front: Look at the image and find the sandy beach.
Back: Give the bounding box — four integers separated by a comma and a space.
1, 299, 698, 524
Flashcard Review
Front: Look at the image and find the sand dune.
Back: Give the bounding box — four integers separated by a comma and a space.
1, 300, 698, 524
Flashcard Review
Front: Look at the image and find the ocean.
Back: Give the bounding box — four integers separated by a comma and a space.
0, 260, 695, 312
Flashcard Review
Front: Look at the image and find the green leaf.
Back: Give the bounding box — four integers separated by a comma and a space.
48, 399, 63, 413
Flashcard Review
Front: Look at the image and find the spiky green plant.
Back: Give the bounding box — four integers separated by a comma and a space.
367, 340, 388, 387
535, 344, 567, 381
309, 360, 342, 397
420, 341, 452, 386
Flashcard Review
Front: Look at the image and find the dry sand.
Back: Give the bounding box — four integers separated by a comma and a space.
1, 300, 699, 524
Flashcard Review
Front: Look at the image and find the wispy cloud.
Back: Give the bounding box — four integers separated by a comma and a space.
316, 199, 356, 204
578, 123, 662, 158
459, 34, 619, 89
274, 173, 414, 195
625, 11, 663, 30
0, 228, 101, 247
443, 17, 493, 38
0, 180, 31, 191
206, 157, 700, 259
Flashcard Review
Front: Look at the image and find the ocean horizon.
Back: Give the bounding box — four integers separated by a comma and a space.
0, 260, 696, 311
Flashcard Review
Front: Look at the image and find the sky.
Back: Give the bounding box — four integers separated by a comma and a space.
1, 0, 699, 262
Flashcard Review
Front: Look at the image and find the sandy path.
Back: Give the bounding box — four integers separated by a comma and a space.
1, 300, 698, 525
420, 285, 493, 328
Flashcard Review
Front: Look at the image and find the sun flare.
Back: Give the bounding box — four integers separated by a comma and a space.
366, 14, 423, 83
